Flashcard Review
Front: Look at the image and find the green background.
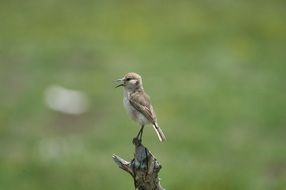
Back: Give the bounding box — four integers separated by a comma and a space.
0, 0, 285, 189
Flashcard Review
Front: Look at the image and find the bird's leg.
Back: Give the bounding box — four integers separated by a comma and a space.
134, 125, 144, 144
139, 125, 144, 141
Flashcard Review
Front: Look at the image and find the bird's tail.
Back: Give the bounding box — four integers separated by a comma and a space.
152, 123, 166, 142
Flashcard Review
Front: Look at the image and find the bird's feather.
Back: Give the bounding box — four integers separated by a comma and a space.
128, 90, 156, 124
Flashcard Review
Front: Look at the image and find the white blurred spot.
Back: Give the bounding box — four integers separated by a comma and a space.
44, 85, 89, 115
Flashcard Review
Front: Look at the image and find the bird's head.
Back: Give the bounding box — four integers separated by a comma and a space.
115, 72, 143, 91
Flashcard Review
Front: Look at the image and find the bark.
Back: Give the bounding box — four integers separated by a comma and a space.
112, 138, 165, 190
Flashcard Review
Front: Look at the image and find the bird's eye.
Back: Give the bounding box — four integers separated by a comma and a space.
126, 78, 131, 81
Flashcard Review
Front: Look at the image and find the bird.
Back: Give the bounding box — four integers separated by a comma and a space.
115, 72, 166, 142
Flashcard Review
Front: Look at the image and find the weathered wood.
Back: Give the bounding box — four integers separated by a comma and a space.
112, 138, 165, 190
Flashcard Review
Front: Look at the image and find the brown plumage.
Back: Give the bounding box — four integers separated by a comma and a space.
116, 72, 166, 142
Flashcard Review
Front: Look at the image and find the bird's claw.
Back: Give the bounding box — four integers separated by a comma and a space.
132, 137, 141, 146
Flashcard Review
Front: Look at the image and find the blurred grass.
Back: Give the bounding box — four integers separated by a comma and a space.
0, 0, 286, 190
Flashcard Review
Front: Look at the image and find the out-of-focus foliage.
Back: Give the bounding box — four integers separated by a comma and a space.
0, 1, 285, 190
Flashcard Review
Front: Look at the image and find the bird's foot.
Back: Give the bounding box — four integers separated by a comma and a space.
132, 137, 141, 146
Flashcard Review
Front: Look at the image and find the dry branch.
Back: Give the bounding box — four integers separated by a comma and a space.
112, 138, 165, 190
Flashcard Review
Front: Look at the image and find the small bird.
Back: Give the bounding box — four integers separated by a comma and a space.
115, 72, 166, 142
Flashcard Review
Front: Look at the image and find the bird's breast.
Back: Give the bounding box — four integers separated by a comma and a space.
123, 95, 149, 125
123, 96, 136, 119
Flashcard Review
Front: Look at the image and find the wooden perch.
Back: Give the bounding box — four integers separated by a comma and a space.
112, 138, 165, 190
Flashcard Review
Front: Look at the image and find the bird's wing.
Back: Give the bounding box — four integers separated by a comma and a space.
129, 91, 156, 124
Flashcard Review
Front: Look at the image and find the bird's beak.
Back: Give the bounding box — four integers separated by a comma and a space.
114, 78, 125, 88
